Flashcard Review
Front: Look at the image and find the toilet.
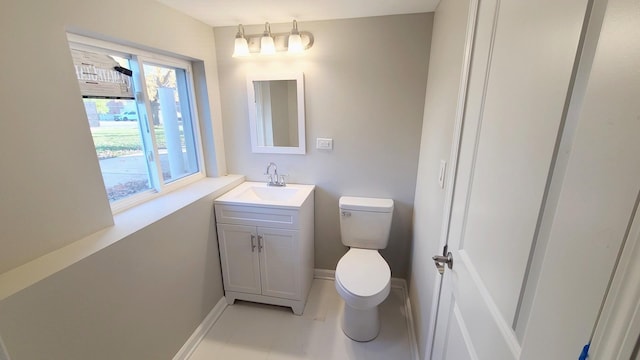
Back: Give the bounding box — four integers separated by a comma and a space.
335, 196, 393, 342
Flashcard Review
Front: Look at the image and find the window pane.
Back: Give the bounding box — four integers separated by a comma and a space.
70, 37, 206, 211
84, 98, 152, 202
143, 64, 199, 183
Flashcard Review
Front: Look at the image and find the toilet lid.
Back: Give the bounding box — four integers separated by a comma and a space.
336, 248, 391, 298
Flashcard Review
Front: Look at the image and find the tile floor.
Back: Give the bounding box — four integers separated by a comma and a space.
188, 278, 415, 360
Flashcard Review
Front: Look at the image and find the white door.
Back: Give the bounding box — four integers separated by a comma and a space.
258, 227, 300, 300
430, 0, 590, 358
217, 224, 262, 295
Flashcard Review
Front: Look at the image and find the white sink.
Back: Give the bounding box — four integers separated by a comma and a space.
238, 186, 300, 202
215, 181, 315, 208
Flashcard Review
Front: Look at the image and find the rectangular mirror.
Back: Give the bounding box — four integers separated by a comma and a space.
247, 72, 305, 154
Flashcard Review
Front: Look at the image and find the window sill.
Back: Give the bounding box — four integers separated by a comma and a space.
0, 175, 245, 301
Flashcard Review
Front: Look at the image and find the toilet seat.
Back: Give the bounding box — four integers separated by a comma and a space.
335, 248, 391, 309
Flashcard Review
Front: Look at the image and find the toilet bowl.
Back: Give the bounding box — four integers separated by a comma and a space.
335, 248, 391, 341
335, 196, 394, 342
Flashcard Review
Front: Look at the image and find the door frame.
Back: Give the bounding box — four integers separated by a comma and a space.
425, 0, 480, 356
589, 194, 640, 359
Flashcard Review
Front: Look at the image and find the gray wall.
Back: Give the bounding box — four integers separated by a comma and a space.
0, 0, 226, 274
408, 0, 471, 358
214, 14, 433, 278
0, 0, 228, 358
0, 195, 224, 360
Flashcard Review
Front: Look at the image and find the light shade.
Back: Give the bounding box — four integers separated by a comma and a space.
288, 34, 303, 53
233, 24, 249, 57
260, 22, 276, 55
288, 20, 304, 54
260, 36, 276, 54
233, 38, 249, 57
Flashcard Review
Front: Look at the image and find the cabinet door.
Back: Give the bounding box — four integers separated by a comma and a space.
217, 224, 261, 295
257, 227, 300, 300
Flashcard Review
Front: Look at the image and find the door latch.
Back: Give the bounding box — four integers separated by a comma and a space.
432, 245, 453, 275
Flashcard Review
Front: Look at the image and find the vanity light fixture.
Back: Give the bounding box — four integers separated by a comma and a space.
233, 24, 250, 57
260, 22, 276, 55
232, 20, 314, 57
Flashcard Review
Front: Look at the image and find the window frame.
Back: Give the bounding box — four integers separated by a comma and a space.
68, 33, 206, 214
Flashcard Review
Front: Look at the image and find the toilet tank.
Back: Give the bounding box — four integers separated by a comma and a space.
339, 196, 394, 249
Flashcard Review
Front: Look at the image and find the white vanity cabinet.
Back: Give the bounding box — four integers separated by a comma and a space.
214, 188, 314, 315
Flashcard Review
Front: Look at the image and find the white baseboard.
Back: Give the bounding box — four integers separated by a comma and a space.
313, 268, 336, 280
397, 278, 421, 360
0, 334, 10, 360
172, 297, 227, 360
313, 268, 420, 360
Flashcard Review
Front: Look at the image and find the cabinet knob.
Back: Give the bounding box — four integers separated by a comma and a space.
257, 235, 263, 252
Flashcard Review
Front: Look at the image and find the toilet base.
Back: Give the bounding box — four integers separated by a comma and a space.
340, 302, 380, 342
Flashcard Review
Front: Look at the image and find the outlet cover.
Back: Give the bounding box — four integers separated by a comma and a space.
316, 138, 333, 150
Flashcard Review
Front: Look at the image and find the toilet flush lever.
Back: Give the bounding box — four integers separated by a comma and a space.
341, 211, 351, 217
432, 245, 453, 275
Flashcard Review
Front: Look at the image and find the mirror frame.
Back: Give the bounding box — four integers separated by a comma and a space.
246, 72, 306, 154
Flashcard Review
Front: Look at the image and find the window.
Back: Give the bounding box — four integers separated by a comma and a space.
68, 35, 204, 211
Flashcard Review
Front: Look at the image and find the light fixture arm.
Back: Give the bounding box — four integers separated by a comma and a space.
263, 22, 272, 37
235, 24, 245, 39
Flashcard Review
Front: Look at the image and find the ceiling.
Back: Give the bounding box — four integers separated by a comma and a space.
155, 0, 440, 27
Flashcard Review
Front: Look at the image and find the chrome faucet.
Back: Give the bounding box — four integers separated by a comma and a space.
265, 162, 286, 187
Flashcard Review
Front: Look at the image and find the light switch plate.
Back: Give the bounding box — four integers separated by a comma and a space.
316, 138, 333, 150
